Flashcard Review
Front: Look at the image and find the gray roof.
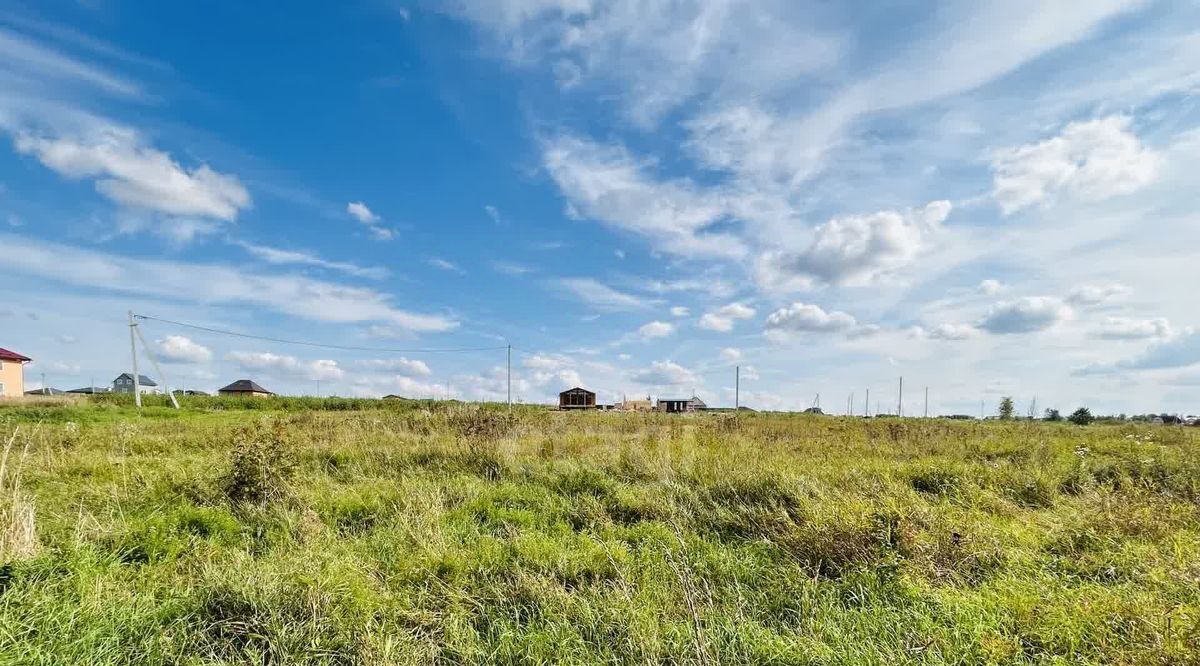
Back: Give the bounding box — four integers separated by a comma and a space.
67, 386, 110, 394
114, 373, 157, 386
218, 379, 272, 394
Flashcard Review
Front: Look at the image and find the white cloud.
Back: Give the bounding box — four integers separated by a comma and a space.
1066, 282, 1131, 307
355, 357, 433, 377
631, 360, 697, 387
228, 351, 345, 381
0, 234, 457, 331
491, 260, 534, 276
542, 135, 746, 260
1096, 316, 1172, 340
235, 241, 388, 280
697, 302, 756, 332
978, 279, 1005, 296
0, 25, 144, 98
720, 347, 741, 362
764, 302, 857, 335
923, 323, 978, 341
156, 335, 212, 364
522, 353, 571, 372
637, 320, 675, 340
991, 116, 1161, 214
12, 125, 250, 234
346, 201, 393, 240
427, 258, 464, 274
756, 201, 951, 291
978, 297, 1070, 334
670, 306, 690, 317
484, 205, 502, 224
559, 277, 655, 311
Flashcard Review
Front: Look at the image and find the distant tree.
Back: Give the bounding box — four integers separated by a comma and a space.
1044, 408, 1062, 422
998, 396, 1015, 420
1068, 407, 1094, 426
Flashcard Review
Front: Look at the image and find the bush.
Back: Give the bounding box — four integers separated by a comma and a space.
221, 421, 297, 505
1069, 407, 1094, 426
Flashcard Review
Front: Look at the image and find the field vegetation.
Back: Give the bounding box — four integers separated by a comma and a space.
1, 396, 1198, 664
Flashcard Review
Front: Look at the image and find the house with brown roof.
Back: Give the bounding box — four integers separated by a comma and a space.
0, 347, 32, 398
218, 379, 274, 397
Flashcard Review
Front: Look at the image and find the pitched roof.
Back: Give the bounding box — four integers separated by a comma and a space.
67, 387, 110, 394
0, 347, 31, 363
24, 387, 64, 395
218, 379, 272, 394
559, 386, 595, 395
114, 373, 158, 386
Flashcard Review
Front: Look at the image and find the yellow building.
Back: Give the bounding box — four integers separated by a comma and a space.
0, 347, 32, 398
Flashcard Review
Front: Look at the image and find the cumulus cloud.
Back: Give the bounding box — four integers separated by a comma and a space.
1096, 316, 1172, 340
12, 125, 249, 238
764, 302, 857, 336
228, 351, 344, 381
156, 335, 212, 364
697, 302, 756, 332
670, 306, 690, 317
720, 347, 741, 362
631, 360, 698, 386
355, 357, 433, 377
346, 201, 393, 240
756, 201, 951, 291
991, 115, 1161, 214
1066, 282, 1131, 307
978, 297, 1070, 334
978, 279, 1005, 296
637, 320, 675, 340
1075, 331, 1200, 376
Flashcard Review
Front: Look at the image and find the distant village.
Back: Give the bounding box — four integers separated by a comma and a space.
1, 346, 275, 399
3, 345, 1196, 423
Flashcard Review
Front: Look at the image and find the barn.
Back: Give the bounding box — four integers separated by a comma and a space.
558, 387, 596, 410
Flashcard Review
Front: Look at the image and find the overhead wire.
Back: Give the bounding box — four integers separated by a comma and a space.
133, 314, 510, 354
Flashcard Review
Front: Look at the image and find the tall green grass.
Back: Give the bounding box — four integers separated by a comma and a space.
0, 402, 1197, 664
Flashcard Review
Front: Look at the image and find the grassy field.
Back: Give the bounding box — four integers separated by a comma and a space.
1, 397, 1198, 664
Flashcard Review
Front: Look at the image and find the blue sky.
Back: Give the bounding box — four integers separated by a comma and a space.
2, 0, 1199, 414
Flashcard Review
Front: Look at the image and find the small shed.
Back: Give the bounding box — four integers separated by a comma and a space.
218, 379, 274, 397
559, 387, 596, 410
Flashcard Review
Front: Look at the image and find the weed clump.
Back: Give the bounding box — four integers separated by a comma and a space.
221, 421, 298, 506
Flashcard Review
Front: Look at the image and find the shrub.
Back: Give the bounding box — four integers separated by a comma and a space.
1069, 407, 1094, 426
221, 421, 298, 505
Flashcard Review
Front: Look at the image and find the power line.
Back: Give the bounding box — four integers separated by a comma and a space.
133, 314, 509, 354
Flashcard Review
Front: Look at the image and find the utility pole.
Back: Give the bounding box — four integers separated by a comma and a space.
980, 399, 984, 420
865, 388, 870, 417
506, 344, 512, 412
132, 317, 179, 409
128, 310, 142, 409
40, 371, 45, 393
898, 376, 903, 417
847, 392, 852, 416
734, 365, 740, 410
924, 386, 929, 418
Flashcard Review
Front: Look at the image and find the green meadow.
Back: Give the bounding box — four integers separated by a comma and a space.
1, 397, 1198, 664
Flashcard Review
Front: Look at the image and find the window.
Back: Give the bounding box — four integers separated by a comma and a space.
0, 381, 5, 395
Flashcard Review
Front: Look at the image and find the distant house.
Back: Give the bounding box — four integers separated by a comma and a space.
218, 379, 274, 397
0, 347, 32, 398
172, 389, 209, 396
112, 373, 160, 395
616, 397, 653, 412
67, 386, 110, 395
657, 395, 707, 413
559, 387, 596, 410
25, 387, 64, 396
